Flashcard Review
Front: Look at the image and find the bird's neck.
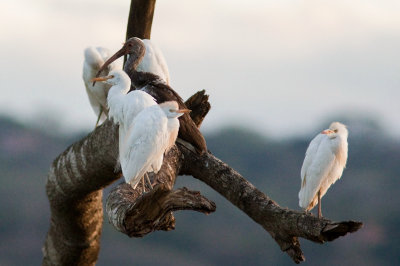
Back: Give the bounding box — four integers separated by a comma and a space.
125, 54, 141, 70
108, 80, 130, 99
107, 84, 128, 124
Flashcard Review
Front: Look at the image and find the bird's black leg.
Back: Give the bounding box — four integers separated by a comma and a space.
145, 173, 153, 190
318, 190, 322, 218
95, 106, 103, 128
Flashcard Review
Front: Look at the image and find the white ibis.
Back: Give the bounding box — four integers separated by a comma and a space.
299, 122, 349, 218
95, 37, 207, 154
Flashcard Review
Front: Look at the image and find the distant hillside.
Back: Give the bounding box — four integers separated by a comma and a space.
0, 115, 398, 266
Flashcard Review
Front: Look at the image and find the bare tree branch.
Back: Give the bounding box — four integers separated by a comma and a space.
42, 121, 120, 265
126, 0, 156, 40
106, 183, 216, 237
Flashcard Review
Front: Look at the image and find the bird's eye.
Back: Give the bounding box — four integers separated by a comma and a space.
110, 75, 114, 78
334, 129, 338, 133
169, 109, 174, 112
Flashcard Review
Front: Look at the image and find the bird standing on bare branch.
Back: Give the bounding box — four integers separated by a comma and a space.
91, 69, 158, 189
120, 101, 190, 189
299, 122, 348, 218
96, 37, 207, 154
83, 47, 118, 127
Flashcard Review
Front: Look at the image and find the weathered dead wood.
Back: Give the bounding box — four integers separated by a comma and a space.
106, 183, 216, 237
126, 0, 156, 40
42, 120, 120, 266
184, 90, 210, 127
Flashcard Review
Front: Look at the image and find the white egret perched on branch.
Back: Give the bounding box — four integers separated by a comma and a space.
91, 69, 158, 189
83, 47, 118, 127
120, 101, 190, 189
95, 37, 207, 154
299, 122, 348, 218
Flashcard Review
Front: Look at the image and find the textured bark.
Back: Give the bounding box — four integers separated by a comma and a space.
184, 90, 210, 127
106, 183, 216, 237
42, 121, 120, 265
126, 0, 156, 40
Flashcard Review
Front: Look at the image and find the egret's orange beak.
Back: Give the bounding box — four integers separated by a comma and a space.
93, 45, 128, 85
321, 129, 334, 135
90, 75, 113, 83
175, 109, 191, 114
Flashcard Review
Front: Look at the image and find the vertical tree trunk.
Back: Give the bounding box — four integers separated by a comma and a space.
126, 0, 156, 40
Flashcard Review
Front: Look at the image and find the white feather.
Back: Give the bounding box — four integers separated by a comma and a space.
121, 102, 182, 189
83, 47, 118, 124
137, 39, 171, 85
299, 122, 348, 211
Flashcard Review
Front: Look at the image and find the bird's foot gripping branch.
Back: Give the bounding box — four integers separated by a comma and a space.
105, 90, 363, 264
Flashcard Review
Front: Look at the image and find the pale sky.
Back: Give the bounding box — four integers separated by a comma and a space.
1, 0, 399, 138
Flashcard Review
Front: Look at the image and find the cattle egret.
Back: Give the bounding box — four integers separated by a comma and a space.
121, 101, 190, 189
95, 37, 207, 154
299, 122, 348, 218
91, 70, 158, 189
83, 47, 118, 127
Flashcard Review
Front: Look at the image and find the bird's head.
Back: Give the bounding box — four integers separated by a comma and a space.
159, 101, 191, 118
93, 37, 145, 84
321, 122, 348, 139
90, 69, 130, 86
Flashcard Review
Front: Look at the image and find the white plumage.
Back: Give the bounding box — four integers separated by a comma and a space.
104, 70, 156, 128
299, 122, 348, 218
91, 71, 188, 190
137, 39, 171, 85
83, 47, 118, 126
91, 69, 157, 173
120, 101, 188, 189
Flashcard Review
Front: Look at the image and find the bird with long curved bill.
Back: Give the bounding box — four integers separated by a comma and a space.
298, 122, 348, 218
94, 37, 207, 154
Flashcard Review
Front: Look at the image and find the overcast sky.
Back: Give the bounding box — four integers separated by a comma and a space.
1, 0, 399, 139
